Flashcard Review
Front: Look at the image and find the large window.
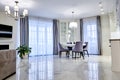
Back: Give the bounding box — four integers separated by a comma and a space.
29, 17, 53, 56
59, 21, 76, 44
83, 17, 98, 55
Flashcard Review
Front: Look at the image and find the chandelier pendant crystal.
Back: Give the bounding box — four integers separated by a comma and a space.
5, 1, 28, 20
69, 21, 77, 28
69, 11, 77, 28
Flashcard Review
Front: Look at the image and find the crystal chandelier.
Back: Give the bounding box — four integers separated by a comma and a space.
5, 1, 28, 20
69, 11, 77, 28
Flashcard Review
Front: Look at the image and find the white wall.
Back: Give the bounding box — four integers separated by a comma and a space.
101, 14, 111, 56
109, 12, 117, 32
109, 12, 120, 39
0, 12, 18, 49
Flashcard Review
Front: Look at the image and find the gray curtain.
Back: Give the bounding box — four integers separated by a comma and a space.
53, 19, 58, 55
97, 16, 102, 55
20, 16, 29, 46
80, 19, 83, 41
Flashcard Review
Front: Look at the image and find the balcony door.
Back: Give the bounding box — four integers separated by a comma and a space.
29, 17, 53, 56
83, 17, 99, 55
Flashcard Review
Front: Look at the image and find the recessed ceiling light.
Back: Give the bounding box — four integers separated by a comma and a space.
99, 1, 105, 15
100, 8, 104, 11
99, 2, 102, 7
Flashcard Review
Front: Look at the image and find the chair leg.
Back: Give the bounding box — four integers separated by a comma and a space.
68, 51, 70, 57
72, 52, 73, 58
66, 51, 69, 57
59, 52, 61, 57
81, 52, 84, 59
66, 52, 68, 56
86, 50, 89, 57
83, 51, 86, 57
75, 52, 76, 58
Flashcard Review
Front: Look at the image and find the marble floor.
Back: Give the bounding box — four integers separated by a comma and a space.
6, 55, 120, 80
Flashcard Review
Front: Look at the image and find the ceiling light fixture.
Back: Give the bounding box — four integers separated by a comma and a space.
99, 1, 104, 15
5, 1, 28, 21
69, 11, 77, 28
99, 2, 102, 7
100, 7, 104, 11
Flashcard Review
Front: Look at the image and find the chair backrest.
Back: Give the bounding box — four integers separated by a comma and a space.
58, 43, 65, 51
84, 42, 88, 50
73, 41, 83, 52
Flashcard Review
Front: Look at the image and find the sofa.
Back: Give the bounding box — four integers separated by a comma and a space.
0, 49, 16, 80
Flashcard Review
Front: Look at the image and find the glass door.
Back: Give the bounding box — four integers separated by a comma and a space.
29, 18, 53, 56
83, 17, 99, 55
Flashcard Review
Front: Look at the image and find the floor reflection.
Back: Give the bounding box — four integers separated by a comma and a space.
29, 55, 53, 80
15, 55, 120, 80
16, 58, 29, 80
88, 62, 99, 80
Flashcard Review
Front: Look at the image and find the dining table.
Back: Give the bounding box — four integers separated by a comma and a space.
62, 43, 86, 50
62, 43, 86, 57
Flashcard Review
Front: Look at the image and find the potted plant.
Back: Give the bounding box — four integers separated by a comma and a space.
16, 45, 31, 59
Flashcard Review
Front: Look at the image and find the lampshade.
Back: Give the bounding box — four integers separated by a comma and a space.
69, 11, 77, 28
69, 21, 77, 28
5, 1, 28, 20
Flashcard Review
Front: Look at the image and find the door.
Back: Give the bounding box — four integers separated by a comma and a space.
83, 17, 99, 55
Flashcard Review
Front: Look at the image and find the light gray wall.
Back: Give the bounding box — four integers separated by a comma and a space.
109, 12, 117, 32
0, 12, 18, 49
101, 14, 111, 56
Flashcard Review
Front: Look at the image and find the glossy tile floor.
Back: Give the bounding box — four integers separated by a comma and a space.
6, 55, 120, 80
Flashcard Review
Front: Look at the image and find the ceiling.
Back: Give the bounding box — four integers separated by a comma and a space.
0, 0, 115, 19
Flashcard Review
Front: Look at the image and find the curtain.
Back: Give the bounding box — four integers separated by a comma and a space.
97, 16, 101, 55
29, 17, 53, 56
53, 19, 58, 55
83, 17, 99, 55
80, 19, 83, 41
20, 16, 29, 46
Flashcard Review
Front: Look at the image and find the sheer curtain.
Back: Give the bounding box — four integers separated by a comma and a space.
29, 17, 53, 56
83, 17, 98, 55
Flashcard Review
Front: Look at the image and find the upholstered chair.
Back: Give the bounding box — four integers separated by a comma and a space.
58, 43, 70, 57
72, 41, 84, 59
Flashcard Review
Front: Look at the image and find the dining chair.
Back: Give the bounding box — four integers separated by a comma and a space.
72, 41, 84, 59
83, 42, 89, 57
58, 43, 70, 57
